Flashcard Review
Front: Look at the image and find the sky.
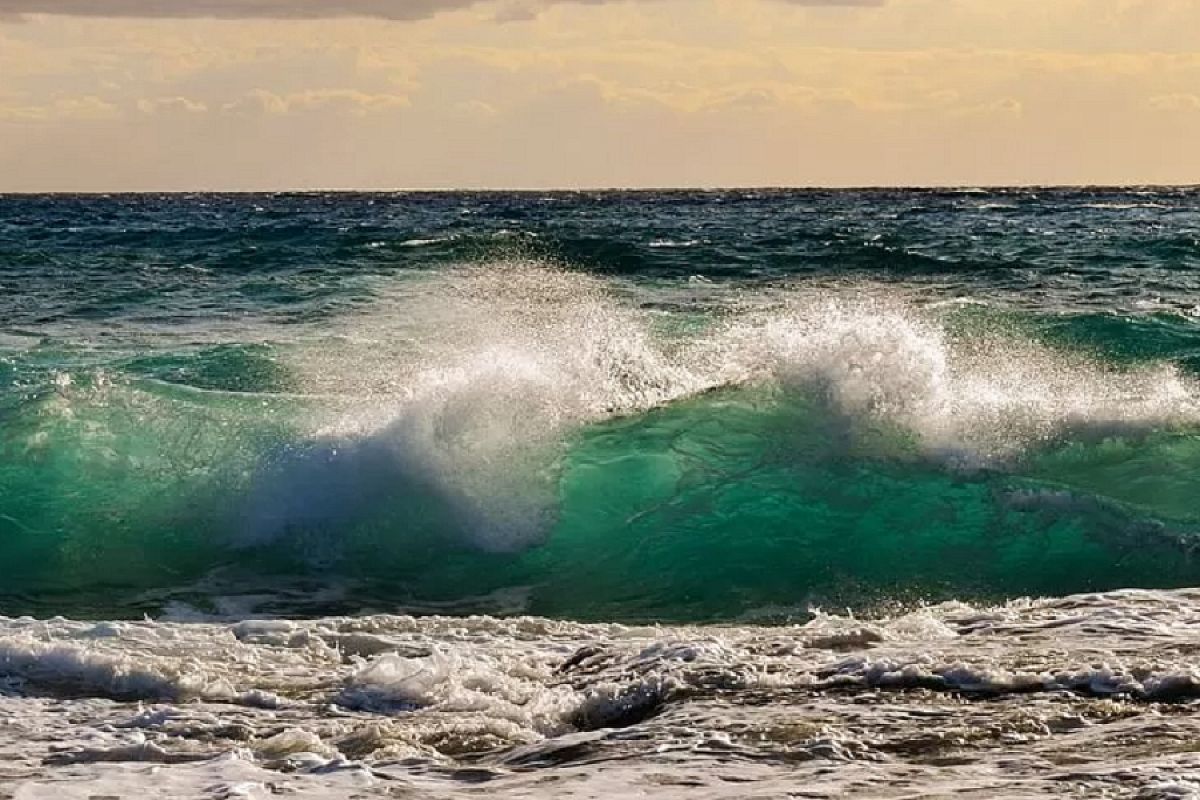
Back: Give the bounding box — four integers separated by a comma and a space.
0, 0, 1198, 190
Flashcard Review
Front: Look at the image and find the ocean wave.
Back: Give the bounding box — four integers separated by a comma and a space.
5, 265, 1200, 618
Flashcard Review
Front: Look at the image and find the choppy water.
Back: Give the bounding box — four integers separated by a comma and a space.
5, 188, 1200, 798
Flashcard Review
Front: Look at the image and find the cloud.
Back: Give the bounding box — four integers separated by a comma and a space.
0, 0, 471, 19
0, 95, 118, 121
954, 96, 1023, 120
137, 96, 208, 114
0, 0, 883, 22
1147, 93, 1200, 113
221, 88, 410, 115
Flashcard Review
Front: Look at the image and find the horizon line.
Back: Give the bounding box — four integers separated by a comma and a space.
2, 182, 1199, 196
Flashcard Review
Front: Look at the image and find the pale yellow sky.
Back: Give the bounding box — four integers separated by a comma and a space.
1, 0, 1198, 190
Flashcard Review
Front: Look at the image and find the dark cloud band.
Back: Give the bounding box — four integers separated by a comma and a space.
0, 0, 883, 22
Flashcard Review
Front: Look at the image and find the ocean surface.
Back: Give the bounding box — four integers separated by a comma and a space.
4, 188, 1200, 798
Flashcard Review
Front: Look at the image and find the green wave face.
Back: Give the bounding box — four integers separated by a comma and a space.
0, 370, 292, 605
537, 389, 1200, 621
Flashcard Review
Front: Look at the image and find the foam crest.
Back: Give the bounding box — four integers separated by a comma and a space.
242, 262, 701, 553
700, 292, 1200, 466
240, 265, 1200, 559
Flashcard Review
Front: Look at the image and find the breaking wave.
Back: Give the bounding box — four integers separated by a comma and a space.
4, 263, 1200, 620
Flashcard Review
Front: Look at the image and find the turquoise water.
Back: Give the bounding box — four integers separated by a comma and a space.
4, 189, 1200, 621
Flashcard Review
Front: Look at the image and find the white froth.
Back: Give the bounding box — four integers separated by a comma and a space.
8, 590, 1200, 797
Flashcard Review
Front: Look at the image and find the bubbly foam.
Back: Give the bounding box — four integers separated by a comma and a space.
8, 591, 1200, 798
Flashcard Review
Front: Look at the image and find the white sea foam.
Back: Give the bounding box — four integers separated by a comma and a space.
240, 263, 701, 553
7, 590, 1200, 797
239, 265, 1200, 556
697, 292, 1200, 466
399, 236, 456, 247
